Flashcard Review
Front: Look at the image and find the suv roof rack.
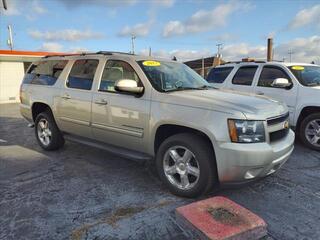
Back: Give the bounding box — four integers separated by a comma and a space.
220, 60, 266, 65
44, 51, 134, 58
96, 51, 134, 55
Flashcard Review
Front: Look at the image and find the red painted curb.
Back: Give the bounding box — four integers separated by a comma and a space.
176, 196, 267, 240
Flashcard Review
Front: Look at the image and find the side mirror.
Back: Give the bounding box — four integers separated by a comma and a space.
271, 78, 292, 89
114, 79, 144, 94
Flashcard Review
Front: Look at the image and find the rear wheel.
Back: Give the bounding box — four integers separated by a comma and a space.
35, 111, 64, 150
299, 113, 320, 151
156, 133, 217, 198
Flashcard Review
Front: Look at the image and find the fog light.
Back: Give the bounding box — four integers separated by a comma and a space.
244, 168, 263, 179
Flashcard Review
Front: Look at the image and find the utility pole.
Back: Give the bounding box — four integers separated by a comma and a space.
288, 49, 294, 63
216, 43, 223, 57
131, 34, 136, 54
7, 25, 14, 51
216, 43, 223, 66
149, 47, 151, 56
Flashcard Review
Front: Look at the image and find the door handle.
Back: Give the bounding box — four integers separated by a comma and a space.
62, 94, 71, 100
256, 91, 264, 95
94, 99, 108, 105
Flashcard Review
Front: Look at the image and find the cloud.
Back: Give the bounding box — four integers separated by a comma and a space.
221, 43, 266, 61
31, 0, 47, 14
162, 1, 253, 37
39, 42, 64, 52
28, 29, 105, 42
69, 47, 89, 53
1, 0, 47, 19
152, 0, 175, 8
139, 49, 212, 61
0, 0, 20, 15
118, 0, 172, 38
274, 35, 320, 63
56, 0, 137, 8
118, 22, 153, 37
139, 36, 320, 64
209, 33, 239, 42
288, 4, 320, 30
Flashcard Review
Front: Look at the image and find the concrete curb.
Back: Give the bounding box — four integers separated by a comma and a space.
176, 196, 267, 240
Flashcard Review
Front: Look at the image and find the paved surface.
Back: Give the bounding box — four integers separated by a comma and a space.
0, 103, 319, 240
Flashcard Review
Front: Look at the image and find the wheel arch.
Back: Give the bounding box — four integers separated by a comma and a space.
31, 102, 53, 122
153, 124, 217, 157
296, 106, 320, 132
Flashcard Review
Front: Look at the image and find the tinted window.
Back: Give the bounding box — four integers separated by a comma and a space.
138, 61, 209, 92
99, 60, 140, 92
289, 65, 320, 86
67, 59, 98, 90
207, 67, 233, 83
258, 66, 290, 87
232, 66, 257, 86
22, 60, 68, 85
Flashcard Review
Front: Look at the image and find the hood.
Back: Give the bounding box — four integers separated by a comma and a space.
162, 88, 288, 120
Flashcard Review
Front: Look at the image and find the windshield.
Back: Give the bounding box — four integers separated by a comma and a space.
289, 65, 320, 87
138, 60, 211, 92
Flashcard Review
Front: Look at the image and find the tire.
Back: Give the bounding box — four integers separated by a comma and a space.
299, 113, 320, 151
156, 133, 218, 198
34, 110, 64, 151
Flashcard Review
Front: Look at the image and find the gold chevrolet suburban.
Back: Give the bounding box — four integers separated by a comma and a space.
20, 51, 295, 197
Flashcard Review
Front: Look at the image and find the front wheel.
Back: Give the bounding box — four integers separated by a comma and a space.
299, 113, 320, 151
156, 133, 217, 198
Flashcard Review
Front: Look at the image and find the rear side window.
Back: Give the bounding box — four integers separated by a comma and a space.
23, 60, 68, 85
232, 66, 258, 86
67, 59, 99, 90
258, 66, 290, 87
207, 67, 233, 83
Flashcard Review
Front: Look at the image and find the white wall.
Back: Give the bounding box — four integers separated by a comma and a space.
0, 62, 25, 104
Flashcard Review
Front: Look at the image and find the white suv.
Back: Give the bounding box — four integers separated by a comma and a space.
207, 61, 320, 151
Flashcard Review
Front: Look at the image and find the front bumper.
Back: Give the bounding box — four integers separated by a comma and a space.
215, 129, 295, 183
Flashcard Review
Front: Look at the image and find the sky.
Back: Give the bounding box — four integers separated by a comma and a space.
0, 0, 320, 63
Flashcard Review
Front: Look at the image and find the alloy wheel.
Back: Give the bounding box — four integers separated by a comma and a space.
37, 118, 52, 146
163, 146, 200, 190
305, 119, 320, 148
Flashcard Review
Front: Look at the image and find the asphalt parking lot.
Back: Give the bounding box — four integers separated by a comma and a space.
1, 103, 320, 240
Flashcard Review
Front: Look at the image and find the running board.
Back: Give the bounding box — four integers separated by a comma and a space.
63, 134, 152, 163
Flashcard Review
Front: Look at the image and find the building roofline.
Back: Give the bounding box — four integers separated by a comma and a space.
0, 49, 67, 57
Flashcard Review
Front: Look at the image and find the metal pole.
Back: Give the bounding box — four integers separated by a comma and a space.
202, 57, 204, 78
131, 34, 136, 54
2, 0, 7, 10
149, 47, 151, 56
8, 25, 14, 51
267, 38, 273, 61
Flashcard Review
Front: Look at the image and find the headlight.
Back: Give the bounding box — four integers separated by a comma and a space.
228, 119, 265, 143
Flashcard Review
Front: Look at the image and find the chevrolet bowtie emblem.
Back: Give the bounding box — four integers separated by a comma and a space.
284, 121, 289, 129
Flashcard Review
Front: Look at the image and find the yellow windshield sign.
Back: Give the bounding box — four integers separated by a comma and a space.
291, 66, 304, 70
143, 60, 161, 67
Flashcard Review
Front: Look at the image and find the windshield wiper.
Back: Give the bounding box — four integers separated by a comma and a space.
306, 82, 320, 86
164, 85, 214, 92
